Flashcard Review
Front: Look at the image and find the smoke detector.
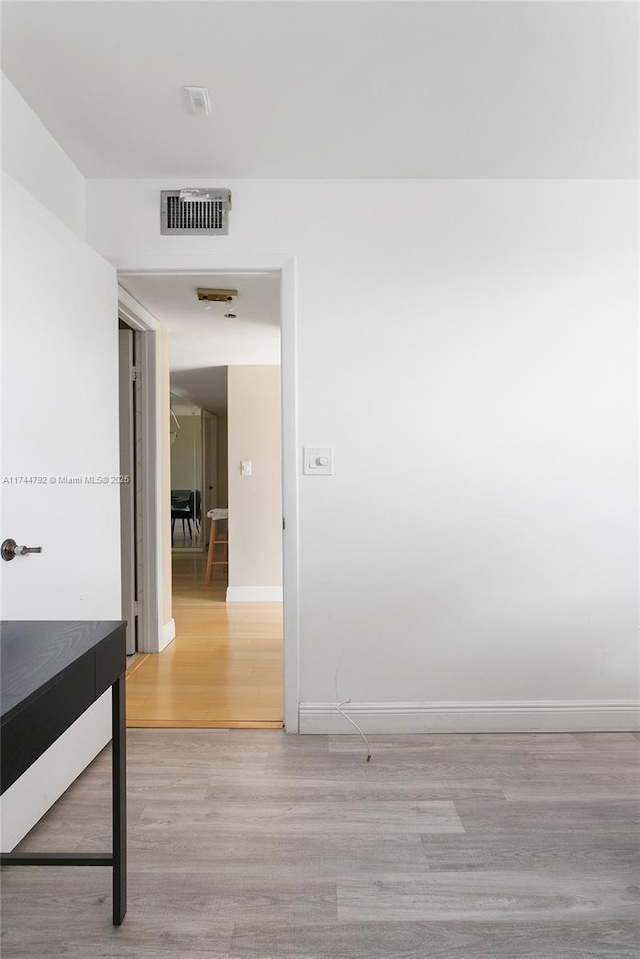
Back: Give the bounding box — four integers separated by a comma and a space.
183, 86, 211, 116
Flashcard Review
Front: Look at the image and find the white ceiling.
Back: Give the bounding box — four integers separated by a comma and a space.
120, 272, 281, 413
2, 1, 637, 179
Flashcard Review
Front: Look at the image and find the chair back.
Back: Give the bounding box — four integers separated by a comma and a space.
171, 488, 192, 510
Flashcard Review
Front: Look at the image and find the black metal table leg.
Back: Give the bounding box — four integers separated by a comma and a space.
112, 674, 127, 925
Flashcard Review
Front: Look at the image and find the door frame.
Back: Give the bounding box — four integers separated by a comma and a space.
117, 287, 167, 654
115, 256, 300, 733
118, 326, 137, 654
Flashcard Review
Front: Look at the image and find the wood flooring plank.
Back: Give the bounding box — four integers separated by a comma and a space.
326, 745, 583, 767
126, 831, 430, 876
496, 756, 640, 777
126, 728, 271, 752
203, 776, 505, 804
572, 733, 640, 749
228, 921, 640, 959
328, 733, 583, 752
336, 872, 639, 921
499, 780, 640, 802
421, 832, 640, 872
453, 798, 640, 835
136, 799, 464, 835
265, 754, 534, 783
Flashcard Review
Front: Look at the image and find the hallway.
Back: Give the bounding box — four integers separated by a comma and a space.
126, 553, 283, 728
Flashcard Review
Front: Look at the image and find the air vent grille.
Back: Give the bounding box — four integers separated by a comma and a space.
161, 190, 231, 235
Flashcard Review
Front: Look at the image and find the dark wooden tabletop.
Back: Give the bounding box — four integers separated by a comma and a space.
0, 621, 125, 723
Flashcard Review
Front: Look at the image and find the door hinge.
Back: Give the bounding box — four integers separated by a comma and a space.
282, 517, 286, 531
131, 366, 140, 382
134, 601, 140, 616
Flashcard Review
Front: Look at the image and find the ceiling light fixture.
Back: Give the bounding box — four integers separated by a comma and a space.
197, 287, 239, 317
197, 287, 238, 304
183, 86, 211, 116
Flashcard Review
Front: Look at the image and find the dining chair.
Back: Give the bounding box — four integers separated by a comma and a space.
171, 489, 194, 544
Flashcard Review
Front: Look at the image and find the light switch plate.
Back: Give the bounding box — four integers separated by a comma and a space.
303, 447, 333, 475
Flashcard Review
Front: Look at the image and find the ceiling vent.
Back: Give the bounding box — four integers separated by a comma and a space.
161, 189, 231, 235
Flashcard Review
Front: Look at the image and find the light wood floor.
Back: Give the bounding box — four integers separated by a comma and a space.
2, 730, 638, 957
126, 552, 283, 728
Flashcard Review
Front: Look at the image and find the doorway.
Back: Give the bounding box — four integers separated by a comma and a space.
118, 270, 287, 729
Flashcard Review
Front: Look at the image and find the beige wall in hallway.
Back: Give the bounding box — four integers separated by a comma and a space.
227, 366, 282, 588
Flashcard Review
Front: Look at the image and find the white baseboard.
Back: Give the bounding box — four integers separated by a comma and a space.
226, 587, 283, 603
299, 700, 640, 734
159, 618, 176, 651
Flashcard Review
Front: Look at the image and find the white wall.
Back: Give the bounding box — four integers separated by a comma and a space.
1, 95, 120, 846
1, 74, 85, 238
227, 366, 282, 600
86, 177, 638, 731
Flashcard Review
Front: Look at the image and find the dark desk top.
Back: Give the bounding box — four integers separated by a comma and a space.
0, 621, 125, 724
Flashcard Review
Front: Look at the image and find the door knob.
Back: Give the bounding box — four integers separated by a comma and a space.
1, 539, 43, 562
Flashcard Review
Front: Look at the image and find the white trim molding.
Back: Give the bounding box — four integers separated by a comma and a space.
299, 700, 640, 734
226, 587, 283, 603
160, 618, 176, 651
117, 286, 161, 332
279, 258, 300, 732
118, 286, 163, 654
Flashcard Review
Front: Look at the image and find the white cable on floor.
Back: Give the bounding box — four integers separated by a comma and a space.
335, 698, 372, 761
334, 646, 372, 761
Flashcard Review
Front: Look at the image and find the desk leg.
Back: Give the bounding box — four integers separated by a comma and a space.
112, 675, 127, 925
